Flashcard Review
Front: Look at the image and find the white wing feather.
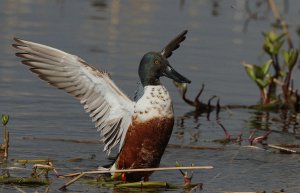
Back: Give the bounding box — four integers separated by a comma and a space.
13, 38, 134, 154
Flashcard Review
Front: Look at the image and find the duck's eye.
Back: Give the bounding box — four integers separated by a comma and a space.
154, 59, 160, 65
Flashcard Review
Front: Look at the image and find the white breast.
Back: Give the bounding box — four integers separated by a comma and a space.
133, 85, 173, 122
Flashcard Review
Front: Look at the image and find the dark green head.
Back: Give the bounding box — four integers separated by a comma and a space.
138, 52, 191, 86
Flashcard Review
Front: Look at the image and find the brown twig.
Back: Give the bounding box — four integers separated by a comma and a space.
194, 84, 205, 106
173, 82, 216, 113
268, 144, 299, 154
59, 172, 85, 191
15, 159, 52, 164
216, 98, 221, 119
59, 166, 213, 190
273, 78, 297, 94
249, 130, 272, 145
217, 122, 231, 140
14, 186, 26, 193
275, 144, 300, 148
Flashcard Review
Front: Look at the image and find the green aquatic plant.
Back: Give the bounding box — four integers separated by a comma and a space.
262, 31, 285, 56
244, 30, 299, 108
175, 161, 194, 187
282, 48, 299, 103
282, 48, 298, 71
59, 165, 211, 190
244, 60, 272, 104
0, 176, 49, 186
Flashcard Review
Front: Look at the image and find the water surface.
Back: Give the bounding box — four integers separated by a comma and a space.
0, 0, 300, 192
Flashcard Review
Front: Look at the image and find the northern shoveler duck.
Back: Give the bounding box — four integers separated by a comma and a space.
12, 30, 191, 182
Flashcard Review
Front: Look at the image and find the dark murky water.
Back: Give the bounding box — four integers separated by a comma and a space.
0, 0, 300, 192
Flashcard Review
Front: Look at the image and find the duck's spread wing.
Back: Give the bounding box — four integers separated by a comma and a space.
161, 30, 188, 58
12, 38, 134, 154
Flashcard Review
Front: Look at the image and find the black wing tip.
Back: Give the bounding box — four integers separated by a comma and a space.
177, 30, 188, 43
161, 29, 189, 58
181, 29, 188, 36
177, 30, 188, 40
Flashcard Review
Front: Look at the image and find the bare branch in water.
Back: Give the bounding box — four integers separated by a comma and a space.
59, 166, 213, 190
249, 130, 272, 145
